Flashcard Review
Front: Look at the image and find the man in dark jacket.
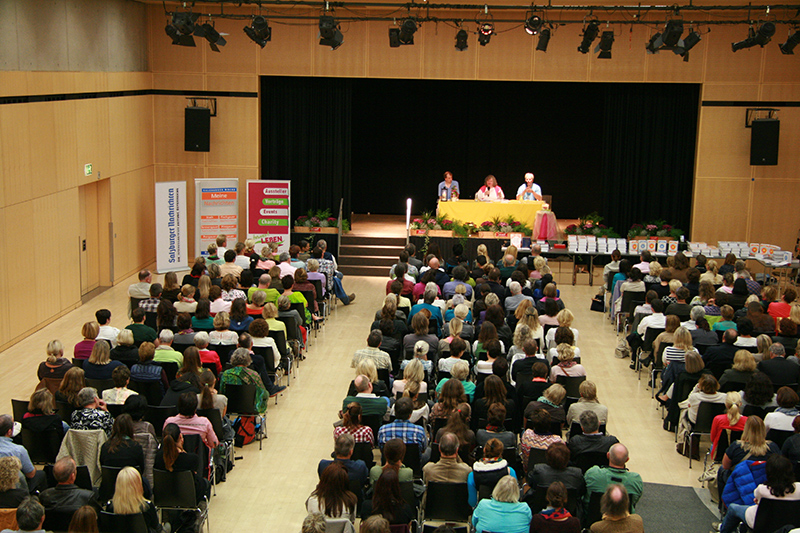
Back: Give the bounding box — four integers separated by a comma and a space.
39, 457, 99, 512
758, 343, 800, 387
702, 329, 739, 379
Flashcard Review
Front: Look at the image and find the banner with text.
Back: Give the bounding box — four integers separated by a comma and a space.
247, 180, 291, 255
155, 181, 188, 273
195, 179, 239, 257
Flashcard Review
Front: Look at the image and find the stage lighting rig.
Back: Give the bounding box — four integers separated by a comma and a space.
578, 20, 599, 54
165, 12, 201, 47
244, 16, 271, 48
676, 29, 701, 60
780, 28, 800, 54
732, 22, 776, 51
455, 28, 469, 51
525, 15, 543, 35
536, 28, 551, 52
645, 19, 685, 54
319, 15, 344, 50
596, 30, 614, 58
197, 22, 227, 52
478, 23, 494, 46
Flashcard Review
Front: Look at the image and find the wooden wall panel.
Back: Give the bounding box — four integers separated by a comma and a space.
2, 202, 37, 336
0, 105, 33, 205
204, 18, 259, 75
32, 193, 64, 322
108, 96, 154, 178
533, 27, 590, 81
0, 208, 7, 346
107, 72, 152, 92
206, 75, 259, 93
589, 25, 647, 82
366, 19, 423, 79
207, 99, 259, 168
701, 84, 760, 101
695, 108, 752, 178
110, 168, 156, 283
750, 179, 800, 251
152, 73, 204, 91
108, 98, 129, 179
751, 108, 800, 180
259, 22, 314, 76
421, 22, 478, 79
763, 28, 800, 83
27, 103, 60, 200
312, 21, 368, 78
475, 24, 534, 81
704, 25, 765, 84
53, 101, 80, 193
0, 72, 27, 98
75, 99, 111, 186
761, 84, 800, 101
153, 96, 206, 166
691, 178, 751, 243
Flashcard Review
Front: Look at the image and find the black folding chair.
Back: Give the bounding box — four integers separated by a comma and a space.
98, 465, 123, 505
19, 428, 62, 464
225, 383, 266, 449
129, 380, 164, 406
143, 405, 178, 440
687, 401, 726, 468
152, 469, 210, 533
99, 511, 149, 533
422, 482, 471, 528
85, 378, 115, 396
752, 498, 800, 533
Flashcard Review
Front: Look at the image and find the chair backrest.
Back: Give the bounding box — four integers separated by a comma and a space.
692, 402, 727, 433
98, 465, 123, 504
106, 403, 125, 418
172, 342, 195, 354
620, 291, 645, 316
144, 311, 158, 330
71, 358, 85, 369
573, 451, 609, 473
325, 517, 357, 533
152, 469, 199, 509
133, 431, 157, 487
37, 377, 63, 396
85, 378, 115, 395
402, 443, 422, 478
10, 399, 28, 422
310, 279, 325, 300
252, 345, 277, 373
225, 383, 259, 416
360, 414, 383, 439
182, 433, 211, 481
268, 330, 289, 358
20, 428, 62, 464
44, 463, 93, 491
154, 361, 179, 383
201, 362, 218, 377
210, 344, 236, 367
196, 408, 226, 444
642, 327, 665, 351
42, 508, 75, 532
377, 368, 392, 392
555, 375, 587, 399
277, 315, 300, 341
569, 422, 606, 440
0, 509, 17, 532
129, 380, 164, 406
143, 405, 178, 440
100, 510, 149, 533
766, 429, 794, 448
527, 447, 548, 471
424, 482, 471, 522
289, 302, 307, 326
352, 441, 375, 468
752, 498, 800, 533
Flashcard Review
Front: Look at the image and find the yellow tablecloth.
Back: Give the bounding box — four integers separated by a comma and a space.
437, 200, 545, 229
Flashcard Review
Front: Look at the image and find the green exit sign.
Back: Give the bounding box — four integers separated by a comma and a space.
84, 164, 93, 177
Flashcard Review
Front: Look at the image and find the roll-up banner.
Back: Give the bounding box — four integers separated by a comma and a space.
155, 181, 188, 273
195, 179, 239, 257
247, 180, 291, 255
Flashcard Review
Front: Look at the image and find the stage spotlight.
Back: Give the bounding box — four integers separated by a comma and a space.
536, 28, 551, 51
596, 30, 614, 58
645, 32, 663, 53
732, 22, 775, 51
244, 16, 271, 48
662, 19, 684, 47
455, 29, 469, 51
478, 23, 494, 46
319, 15, 344, 49
525, 15, 543, 35
578, 21, 599, 54
165, 12, 200, 47
389, 28, 401, 47
197, 23, 226, 52
780, 29, 800, 54
398, 18, 417, 44
676, 30, 701, 60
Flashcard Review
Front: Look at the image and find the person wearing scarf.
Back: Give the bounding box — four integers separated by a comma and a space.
549, 344, 587, 382
529, 481, 581, 533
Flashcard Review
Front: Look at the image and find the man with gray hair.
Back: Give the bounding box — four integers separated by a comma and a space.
682, 305, 706, 330
238, 333, 286, 398
341, 375, 390, 417
352, 331, 392, 371
153, 330, 184, 365
584, 443, 643, 512
759, 342, 800, 387
504, 281, 534, 314
69, 388, 113, 437
422, 432, 471, 483
277, 251, 298, 279
8, 496, 46, 533
317, 433, 368, 486
0, 416, 47, 494
39, 457, 99, 512
567, 410, 618, 458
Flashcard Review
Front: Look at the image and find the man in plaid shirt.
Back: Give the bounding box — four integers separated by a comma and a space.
138, 283, 162, 313
377, 398, 430, 465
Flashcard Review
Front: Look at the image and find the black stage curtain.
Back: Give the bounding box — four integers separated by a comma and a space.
260, 76, 352, 218
599, 84, 699, 235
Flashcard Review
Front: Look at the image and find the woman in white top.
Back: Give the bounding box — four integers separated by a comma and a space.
545, 309, 579, 350
209, 312, 239, 345
546, 327, 581, 365
663, 327, 694, 366
393, 357, 428, 396
549, 344, 587, 382
679, 374, 727, 424
764, 386, 800, 432
475, 175, 504, 201
513, 300, 545, 354
699, 259, 724, 285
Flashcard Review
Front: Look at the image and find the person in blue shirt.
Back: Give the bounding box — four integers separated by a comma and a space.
437, 171, 460, 200
516, 172, 542, 201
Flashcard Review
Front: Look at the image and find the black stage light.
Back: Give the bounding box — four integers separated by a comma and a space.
677, 30, 701, 60
645, 32, 662, 53
399, 18, 417, 44
578, 21, 599, 54
197, 23, 226, 52
662, 19, 684, 47
525, 15, 543, 35
732, 22, 775, 51
597, 30, 614, 58
478, 23, 494, 46
389, 28, 401, 47
165, 12, 199, 47
319, 15, 344, 49
536, 28, 551, 51
780, 29, 800, 54
455, 29, 469, 51
244, 16, 271, 48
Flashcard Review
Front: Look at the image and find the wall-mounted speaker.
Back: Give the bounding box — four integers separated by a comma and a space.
750, 118, 779, 166
185, 107, 210, 152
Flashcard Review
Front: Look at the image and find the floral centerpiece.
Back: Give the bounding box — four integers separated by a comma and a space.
564, 212, 619, 237
477, 217, 531, 237
627, 220, 683, 239
293, 209, 349, 233
409, 213, 459, 237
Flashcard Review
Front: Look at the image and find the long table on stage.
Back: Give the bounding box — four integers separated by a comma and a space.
437, 199, 545, 228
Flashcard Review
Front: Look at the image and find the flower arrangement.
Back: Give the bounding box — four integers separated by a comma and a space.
627, 220, 683, 239
294, 209, 349, 233
478, 216, 531, 235
564, 212, 619, 237
409, 212, 461, 231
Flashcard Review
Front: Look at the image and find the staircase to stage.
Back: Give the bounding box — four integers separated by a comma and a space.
338, 234, 405, 277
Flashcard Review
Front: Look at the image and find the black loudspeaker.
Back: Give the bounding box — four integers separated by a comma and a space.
185, 107, 210, 152
750, 118, 779, 166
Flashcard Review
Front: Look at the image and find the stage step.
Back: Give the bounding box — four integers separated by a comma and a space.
338, 234, 406, 277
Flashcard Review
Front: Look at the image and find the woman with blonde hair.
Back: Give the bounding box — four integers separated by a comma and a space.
524, 383, 567, 427
74, 321, 99, 360
662, 326, 694, 366
644, 261, 663, 284
566, 380, 608, 427
722, 416, 780, 472
23, 388, 68, 436
435, 359, 475, 402
719, 350, 758, 391
38, 339, 73, 380
400, 381, 430, 424
0, 457, 26, 508
755, 334, 773, 362
514, 300, 544, 347
652, 315, 681, 359
549, 344, 587, 381
710, 391, 747, 455
209, 311, 239, 345
393, 357, 427, 396
56, 366, 85, 408
439, 318, 463, 355
508, 324, 534, 363
475, 244, 491, 267
108, 467, 160, 532
197, 275, 212, 300
84, 341, 124, 381
700, 259, 723, 285
471, 474, 531, 532
545, 309, 578, 350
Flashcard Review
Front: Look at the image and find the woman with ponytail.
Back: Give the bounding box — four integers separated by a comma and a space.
154, 423, 208, 504
197, 370, 227, 417
710, 391, 747, 456
334, 402, 374, 445
436, 403, 475, 451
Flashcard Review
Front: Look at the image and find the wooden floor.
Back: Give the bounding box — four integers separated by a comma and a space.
0, 265, 707, 531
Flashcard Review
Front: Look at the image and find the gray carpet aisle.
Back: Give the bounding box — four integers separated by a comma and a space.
636, 482, 720, 532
